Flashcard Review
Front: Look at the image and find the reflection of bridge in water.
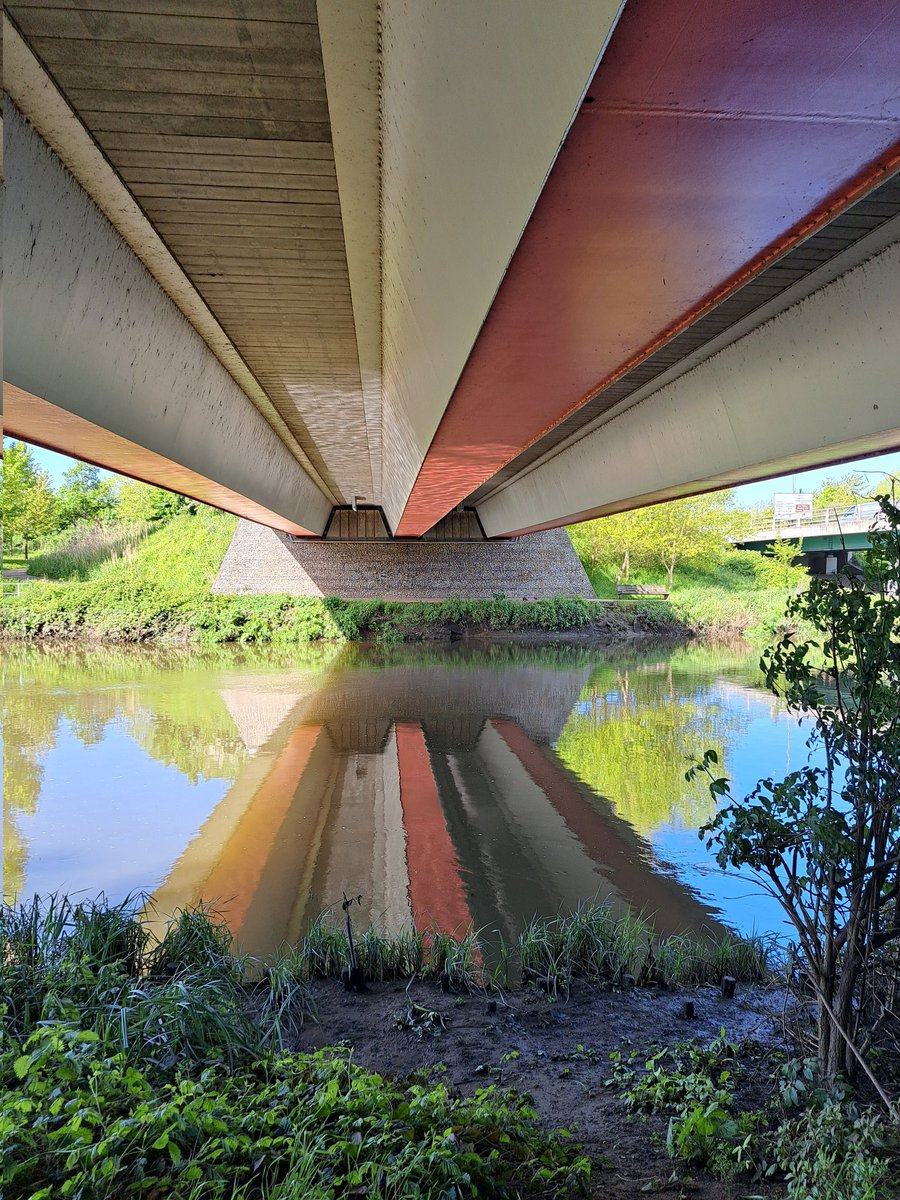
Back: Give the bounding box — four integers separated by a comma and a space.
149, 654, 725, 956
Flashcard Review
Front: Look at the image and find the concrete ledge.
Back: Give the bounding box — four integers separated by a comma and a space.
213, 520, 593, 601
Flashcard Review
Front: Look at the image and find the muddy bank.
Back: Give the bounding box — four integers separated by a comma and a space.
294, 977, 791, 1199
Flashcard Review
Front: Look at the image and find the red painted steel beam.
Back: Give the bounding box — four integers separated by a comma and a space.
396, 0, 900, 536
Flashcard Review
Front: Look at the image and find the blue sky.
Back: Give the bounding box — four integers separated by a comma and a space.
13, 440, 900, 511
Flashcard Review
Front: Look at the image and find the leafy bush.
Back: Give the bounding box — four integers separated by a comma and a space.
692, 495, 900, 1086
773, 1098, 895, 1200
2, 1034, 588, 1199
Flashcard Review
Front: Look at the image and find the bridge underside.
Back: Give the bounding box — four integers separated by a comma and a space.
3, 1, 900, 556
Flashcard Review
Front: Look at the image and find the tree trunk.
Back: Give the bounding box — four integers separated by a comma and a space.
666, 558, 675, 589
820, 959, 861, 1085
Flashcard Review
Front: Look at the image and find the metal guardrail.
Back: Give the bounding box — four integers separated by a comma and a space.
2, 579, 35, 596
736, 501, 884, 541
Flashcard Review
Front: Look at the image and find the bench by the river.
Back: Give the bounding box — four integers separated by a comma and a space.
615, 584, 670, 600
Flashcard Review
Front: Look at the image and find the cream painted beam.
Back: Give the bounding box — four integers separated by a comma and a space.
477, 239, 900, 537
317, 0, 382, 503
4, 106, 332, 535
378, 0, 624, 530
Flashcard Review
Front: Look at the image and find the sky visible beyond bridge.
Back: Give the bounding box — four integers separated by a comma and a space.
19, 442, 900, 518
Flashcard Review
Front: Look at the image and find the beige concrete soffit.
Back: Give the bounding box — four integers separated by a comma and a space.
2, 15, 336, 504
317, 0, 383, 502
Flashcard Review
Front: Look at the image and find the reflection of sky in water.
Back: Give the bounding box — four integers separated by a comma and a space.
5, 644, 829, 946
15, 717, 229, 902
637, 682, 814, 939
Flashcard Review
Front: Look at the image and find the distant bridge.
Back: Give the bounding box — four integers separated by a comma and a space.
736, 502, 884, 552
735, 503, 886, 575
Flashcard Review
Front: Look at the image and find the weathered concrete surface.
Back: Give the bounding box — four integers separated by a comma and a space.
213, 519, 593, 601
478, 238, 900, 536
3, 105, 332, 536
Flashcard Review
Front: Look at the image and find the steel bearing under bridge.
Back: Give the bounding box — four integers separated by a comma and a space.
4, 1, 900, 550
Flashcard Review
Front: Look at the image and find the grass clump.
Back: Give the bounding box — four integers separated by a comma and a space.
517, 903, 769, 996
27, 521, 151, 581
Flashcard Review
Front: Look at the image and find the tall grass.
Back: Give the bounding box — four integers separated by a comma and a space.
517, 902, 770, 995
28, 521, 151, 581
2, 896, 770, 1048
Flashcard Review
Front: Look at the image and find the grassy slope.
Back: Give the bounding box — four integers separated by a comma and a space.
567, 528, 798, 642
1, 512, 602, 643
3, 511, 796, 644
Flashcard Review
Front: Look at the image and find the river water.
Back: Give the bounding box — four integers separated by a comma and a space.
2, 640, 809, 955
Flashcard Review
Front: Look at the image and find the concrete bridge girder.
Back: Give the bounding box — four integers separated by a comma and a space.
3, 105, 332, 536
2, 0, 899, 552
477, 239, 900, 538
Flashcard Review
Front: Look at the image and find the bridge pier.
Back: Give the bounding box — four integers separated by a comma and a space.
212, 519, 593, 602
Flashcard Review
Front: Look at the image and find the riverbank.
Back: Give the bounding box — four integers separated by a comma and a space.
3, 897, 895, 1199
1, 508, 798, 646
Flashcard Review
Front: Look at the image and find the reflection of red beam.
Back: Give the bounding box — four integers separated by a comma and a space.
396, 0, 900, 535
490, 720, 719, 935
395, 723, 473, 935
200, 725, 322, 935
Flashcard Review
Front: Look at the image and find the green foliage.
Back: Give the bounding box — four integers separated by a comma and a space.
516, 903, 767, 996
0, 896, 589, 1199
55, 461, 118, 529
606, 1037, 897, 1193
570, 492, 738, 590
671, 584, 803, 643
1, 1035, 588, 1200
116, 479, 197, 523
691, 494, 900, 1085
323, 595, 594, 640
773, 1098, 895, 1200
1, 524, 597, 645
28, 521, 151, 581
813, 471, 870, 510
754, 536, 809, 590
606, 1031, 763, 1180
1, 441, 59, 557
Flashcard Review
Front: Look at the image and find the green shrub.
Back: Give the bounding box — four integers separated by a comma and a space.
773, 1099, 896, 1200
1, 1034, 589, 1199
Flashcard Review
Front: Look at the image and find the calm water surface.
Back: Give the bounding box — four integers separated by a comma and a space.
2, 641, 811, 954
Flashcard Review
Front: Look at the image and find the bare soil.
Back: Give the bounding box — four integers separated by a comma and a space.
295, 977, 793, 1199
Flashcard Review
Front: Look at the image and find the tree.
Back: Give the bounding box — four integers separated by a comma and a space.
691, 493, 900, 1097
117, 479, 196, 523
638, 491, 736, 589
583, 510, 653, 583
20, 472, 59, 559
813, 472, 868, 512
755, 536, 808, 591
1, 441, 58, 558
1, 440, 36, 553
56, 462, 118, 528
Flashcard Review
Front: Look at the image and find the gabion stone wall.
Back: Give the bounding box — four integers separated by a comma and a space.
213, 519, 593, 601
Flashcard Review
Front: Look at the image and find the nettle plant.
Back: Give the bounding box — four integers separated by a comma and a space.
690, 494, 900, 1101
